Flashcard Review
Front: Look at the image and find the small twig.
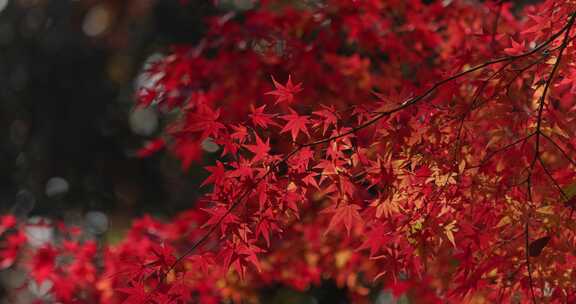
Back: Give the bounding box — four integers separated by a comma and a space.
469, 133, 535, 169
540, 132, 576, 168
522, 11, 576, 304
525, 212, 537, 303
491, 1, 504, 47
538, 156, 569, 201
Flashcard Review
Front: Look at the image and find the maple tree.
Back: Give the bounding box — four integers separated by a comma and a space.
3, 0, 576, 303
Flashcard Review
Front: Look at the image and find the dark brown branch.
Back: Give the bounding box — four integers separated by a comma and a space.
540, 132, 576, 168
491, 1, 504, 47
523, 11, 576, 304
538, 156, 569, 201
304, 18, 574, 148
469, 133, 535, 169
525, 214, 536, 303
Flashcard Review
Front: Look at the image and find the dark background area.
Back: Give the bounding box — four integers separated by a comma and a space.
0, 0, 220, 227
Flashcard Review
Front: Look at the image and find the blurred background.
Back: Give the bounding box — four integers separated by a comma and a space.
0, 0, 240, 240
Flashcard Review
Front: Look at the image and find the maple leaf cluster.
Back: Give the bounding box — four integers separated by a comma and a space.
4, 0, 576, 303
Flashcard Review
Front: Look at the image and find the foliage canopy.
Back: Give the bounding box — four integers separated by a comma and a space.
3, 0, 576, 303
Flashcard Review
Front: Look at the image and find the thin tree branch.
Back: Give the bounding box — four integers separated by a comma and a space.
523, 11, 576, 304
540, 132, 576, 168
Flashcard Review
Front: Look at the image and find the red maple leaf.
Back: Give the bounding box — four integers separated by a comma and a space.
250, 105, 279, 128
201, 161, 226, 187
244, 133, 271, 163
265, 75, 303, 105
184, 104, 226, 140
219, 241, 265, 280
254, 208, 282, 247
312, 105, 339, 135
117, 282, 149, 304
357, 225, 392, 257
202, 205, 240, 235
280, 109, 310, 141
503, 38, 526, 56
324, 203, 364, 236
136, 138, 165, 158
172, 138, 202, 170
230, 124, 249, 143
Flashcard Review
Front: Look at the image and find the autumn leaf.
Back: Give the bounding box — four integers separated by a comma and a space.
117, 282, 149, 304
444, 220, 458, 248
250, 105, 279, 129
172, 138, 202, 170
201, 160, 226, 187
201, 205, 240, 235
184, 104, 226, 140
137, 138, 165, 158
280, 109, 311, 141
265, 75, 303, 105
244, 133, 271, 163
312, 105, 339, 135
357, 225, 391, 258
503, 38, 526, 56
324, 204, 364, 236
